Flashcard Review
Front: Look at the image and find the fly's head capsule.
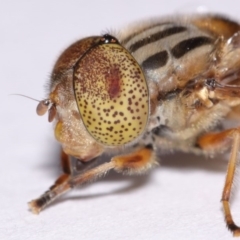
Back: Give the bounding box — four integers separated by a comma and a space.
73, 34, 149, 147
40, 35, 149, 160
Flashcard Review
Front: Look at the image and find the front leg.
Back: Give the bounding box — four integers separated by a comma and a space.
197, 128, 240, 236
28, 145, 157, 214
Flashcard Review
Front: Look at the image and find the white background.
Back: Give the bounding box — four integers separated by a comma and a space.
1, 1, 240, 240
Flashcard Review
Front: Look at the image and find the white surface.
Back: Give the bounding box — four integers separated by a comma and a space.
1, 1, 240, 240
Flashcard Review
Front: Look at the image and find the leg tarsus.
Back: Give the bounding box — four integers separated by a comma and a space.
198, 128, 240, 236
222, 201, 240, 237
28, 173, 70, 214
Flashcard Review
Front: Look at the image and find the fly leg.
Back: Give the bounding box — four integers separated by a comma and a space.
28, 150, 74, 214
197, 128, 240, 236
28, 145, 157, 214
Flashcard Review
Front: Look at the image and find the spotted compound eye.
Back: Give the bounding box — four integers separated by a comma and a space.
73, 36, 149, 146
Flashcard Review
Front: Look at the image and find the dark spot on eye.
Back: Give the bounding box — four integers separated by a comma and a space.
128, 98, 132, 105
112, 111, 118, 117
106, 126, 114, 132
105, 67, 121, 99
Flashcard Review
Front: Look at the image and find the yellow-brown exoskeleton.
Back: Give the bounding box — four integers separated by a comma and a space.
29, 14, 240, 236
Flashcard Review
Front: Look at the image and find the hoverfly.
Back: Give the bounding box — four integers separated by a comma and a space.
28, 14, 240, 236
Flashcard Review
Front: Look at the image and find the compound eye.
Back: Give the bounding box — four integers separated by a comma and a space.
73, 38, 149, 146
